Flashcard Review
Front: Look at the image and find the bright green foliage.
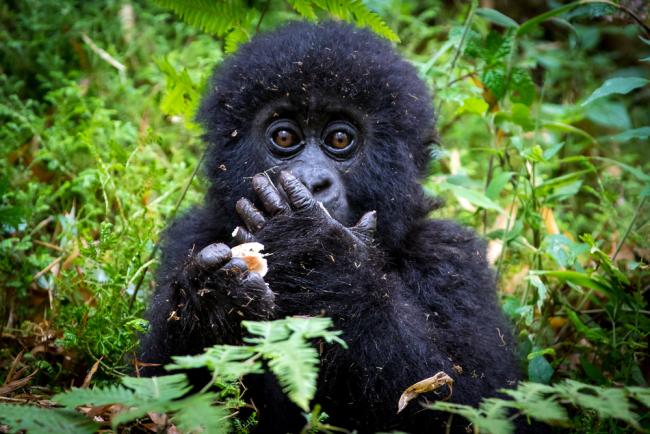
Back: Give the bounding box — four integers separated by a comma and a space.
154, 0, 399, 51
0, 405, 99, 434
170, 317, 346, 411
582, 77, 650, 106
1, 1, 649, 433
431, 380, 650, 433
0, 317, 343, 432
11, 373, 230, 432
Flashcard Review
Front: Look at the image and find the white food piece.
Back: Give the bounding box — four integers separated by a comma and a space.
231, 242, 268, 277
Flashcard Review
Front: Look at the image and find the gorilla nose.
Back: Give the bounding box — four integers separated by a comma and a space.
293, 168, 337, 201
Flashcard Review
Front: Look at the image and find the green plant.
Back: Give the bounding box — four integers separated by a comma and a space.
0, 317, 344, 433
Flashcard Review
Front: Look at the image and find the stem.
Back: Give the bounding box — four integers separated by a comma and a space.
613, 196, 647, 262
436, 0, 477, 116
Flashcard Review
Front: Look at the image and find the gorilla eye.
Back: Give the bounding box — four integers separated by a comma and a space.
273, 129, 298, 148
266, 119, 303, 156
326, 131, 350, 149
322, 121, 358, 158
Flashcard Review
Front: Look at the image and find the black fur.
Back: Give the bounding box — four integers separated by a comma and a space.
140, 21, 522, 433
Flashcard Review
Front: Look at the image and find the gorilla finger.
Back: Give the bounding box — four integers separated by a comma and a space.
353, 211, 377, 237
221, 257, 249, 277
196, 243, 232, 269
236, 198, 266, 232
232, 226, 257, 244
278, 171, 315, 210
242, 273, 275, 304
252, 174, 289, 215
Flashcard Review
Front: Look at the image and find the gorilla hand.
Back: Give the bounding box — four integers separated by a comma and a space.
184, 242, 275, 320
234, 171, 377, 249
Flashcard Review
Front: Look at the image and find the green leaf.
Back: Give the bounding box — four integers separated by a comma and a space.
486, 171, 514, 200
429, 400, 514, 434
54, 385, 138, 408
224, 27, 249, 53
542, 142, 564, 160
510, 68, 536, 105
288, 0, 318, 20
592, 157, 650, 182
154, 0, 248, 36
604, 126, 650, 142
455, 97, 489, 116
476, 8, 519, 28
172, 393, 230, 434
528, 275, 548, 310
122, 374, 191, 401
559, 381, 640, 429
482, 68, 508, 99
528, 355, 553, 384
442, 183, 505, 213
581, 77, 649, 106
0, 405, 98, 434
536, 270, 612, 295
315, 0, 399, 42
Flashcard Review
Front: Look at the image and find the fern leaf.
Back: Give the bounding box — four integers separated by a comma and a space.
558, 380, 640, 429
266, 339, 321, 411
284, 316, 347, 347
53, 384, 138, 408
169, 345, 262, 381
314, 0, 399, 42
154, 0, 247, 36
501, 382, 568, 423
628, 387, 650, 407
121, 373, 191, 401
288, 0, 318, 20
431, 400, 514, 434
225, 27, 250, 54
0, 404, 98, 434
172, 393, 231, 434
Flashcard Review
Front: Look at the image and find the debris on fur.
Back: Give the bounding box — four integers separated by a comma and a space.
397, 371, 454, 413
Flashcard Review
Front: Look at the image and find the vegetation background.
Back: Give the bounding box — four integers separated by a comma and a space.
0, 0, 648, 433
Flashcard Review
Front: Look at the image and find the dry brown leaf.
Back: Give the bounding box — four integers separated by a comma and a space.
397, 371, 454, 414
82, 357, 102, 388
0, 370, 38, 396
540, 207, 560, 235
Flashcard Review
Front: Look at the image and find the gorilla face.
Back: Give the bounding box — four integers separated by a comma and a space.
253, 101, 364, 225
199, 21, 438, 250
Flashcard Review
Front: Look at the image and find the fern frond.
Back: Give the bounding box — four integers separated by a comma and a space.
288, 0, 318, 20
169, 345, 262, 381
154, 0, 248, 36
225, 27, 250, 54
431, 380, 649, 433
121, 373, 191, 401
0, 404, 98, 434
172, 393, 231, 434
265, 339, 320, 411
53, 384, 138, 408
313, 0, 399, 42
557, 380, 640, 429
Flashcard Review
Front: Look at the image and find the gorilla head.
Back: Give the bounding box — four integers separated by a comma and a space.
198, 21, 438, 250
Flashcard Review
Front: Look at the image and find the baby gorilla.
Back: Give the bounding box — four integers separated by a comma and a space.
140, 21, 522, 433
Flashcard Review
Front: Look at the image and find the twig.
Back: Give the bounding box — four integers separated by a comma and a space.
613, 196, 646, 262
81, 33, 126, 73
256, 0, 271, 33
